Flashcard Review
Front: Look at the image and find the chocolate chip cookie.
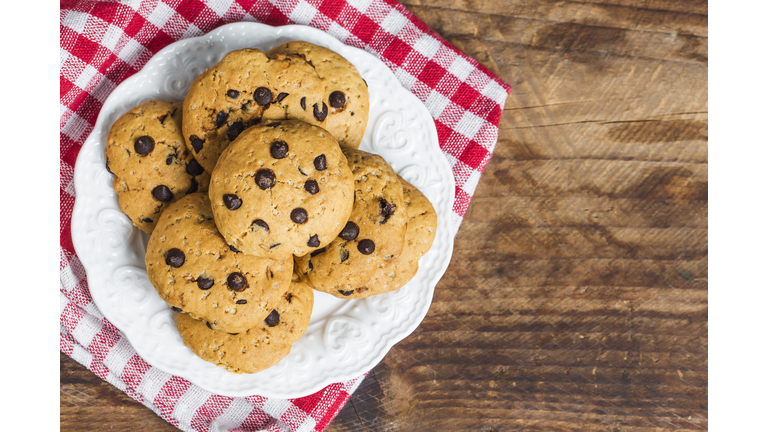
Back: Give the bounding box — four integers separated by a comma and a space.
267, 41, 369, 149
295, 149, 407, 295
332, 177, 437, 299
145, 193, 293, 333
105, 99, 210, 234
209, 120, 355, 259
176, 278, 313, 374
182, 48, 325, 173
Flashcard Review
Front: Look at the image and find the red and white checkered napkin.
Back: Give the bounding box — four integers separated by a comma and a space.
60, 1, 511, 430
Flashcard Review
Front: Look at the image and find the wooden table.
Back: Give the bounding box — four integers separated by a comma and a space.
61, 0, 708, 430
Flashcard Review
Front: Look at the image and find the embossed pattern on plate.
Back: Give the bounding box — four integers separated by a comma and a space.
71, 23, 455, 398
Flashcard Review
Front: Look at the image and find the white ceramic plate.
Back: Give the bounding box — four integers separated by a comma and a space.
71, 22, 455, 398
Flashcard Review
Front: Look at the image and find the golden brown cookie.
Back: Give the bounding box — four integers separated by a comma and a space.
145, 193, 293, 333
267, 41, 369, 149
176, 279, 314, 374
337, 177, 437, 299
182, 48, 325, 173
208, 120, 354, 259
105, 99, 210, 234
295, 149, 407, 296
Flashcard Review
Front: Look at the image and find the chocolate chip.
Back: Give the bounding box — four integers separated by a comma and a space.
227, 89, 240, 98
270, 141, 288, 159
152, 185, 174, 202
313, 154, 327, 171
285, 293, 294, 303
134, 136, 155, 155
106, 159, 113, 175
329, 91, 346, 108
379, 198, 396, 224
313, 102, 328, 121
206, 321, 212, 330
300, 97, 306, 110
310, 247, 326, 257
223, 194, 242, 210
229, 245, 240, 253
304, 179, 319, 195
269, 243, 281, 249
307, 235, 320, 248
197, 277, 214, 290
252, 219, 269, 232
165, 248, 185, 267
158, 114, 167, 124
339, 289, 354, 296
339, 221, 359, 241
275, 92, 289, 102
291, 208, 308, 224
171, 306, 182, 312
190, 136, 204, 153
264, 310, 280, 327
227, 121, 244, 141
255, 169, 276, 189
139, 217, 153, 223
187, 178, 198, 194
166, 154, 174, 165
186, 159, 204, 176
236, 299, 247, 304
215, 110, 229, 128
227, 272, 248, 291
340, 249, 349, 262
358, 239, 375, 255
254, 87, 272, 105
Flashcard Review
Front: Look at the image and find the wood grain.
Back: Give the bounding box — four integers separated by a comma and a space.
61, 0, 707, 430
61, 353, 177, 431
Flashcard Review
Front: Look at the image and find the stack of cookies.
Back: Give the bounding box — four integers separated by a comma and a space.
105, 41, 437, 374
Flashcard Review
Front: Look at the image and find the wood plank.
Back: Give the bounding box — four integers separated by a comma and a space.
60, 353, 176, 431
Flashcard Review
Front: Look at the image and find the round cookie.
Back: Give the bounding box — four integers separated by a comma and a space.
182, 48, 325, 173
145, 193, 293, 333
176, 278, 314, 374
267, 41, 369, 149
295, 149, 407, 295
105, 99, 211, 234
334, 177, 437, 299
209, 120, 354, 259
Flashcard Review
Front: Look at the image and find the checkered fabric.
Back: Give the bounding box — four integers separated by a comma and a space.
60, 1, 511, 430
